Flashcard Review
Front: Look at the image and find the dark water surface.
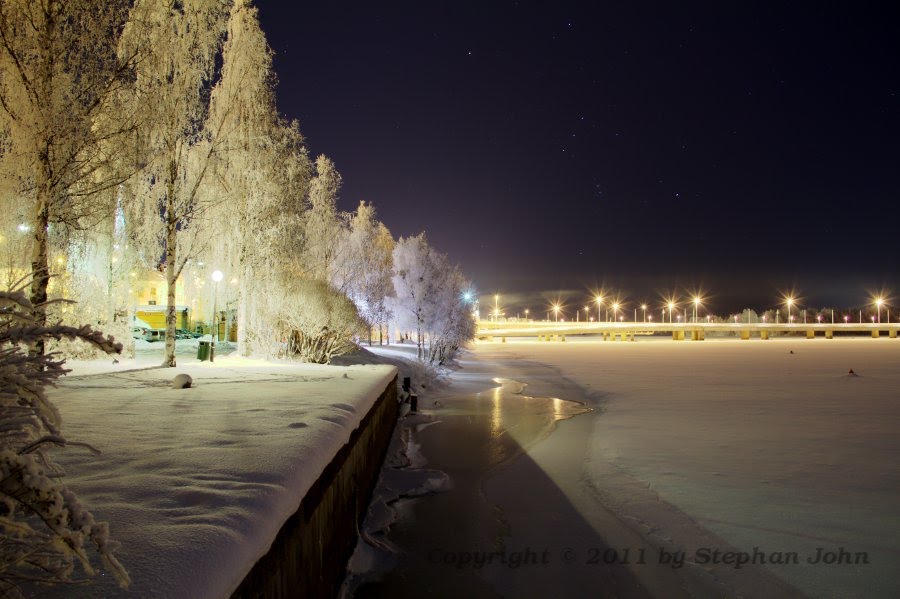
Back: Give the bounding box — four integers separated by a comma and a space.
355, 378, 653, 598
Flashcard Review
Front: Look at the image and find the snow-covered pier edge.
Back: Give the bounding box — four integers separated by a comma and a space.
232, 373, 399, 598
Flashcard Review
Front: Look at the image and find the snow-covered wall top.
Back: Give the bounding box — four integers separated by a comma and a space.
45, 358, 397, 598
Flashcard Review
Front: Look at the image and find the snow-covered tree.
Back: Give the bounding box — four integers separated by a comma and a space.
246, 122, 313, 356
303, 155, 344, 284
337, 202, 394, 343
201, 115, 311, 357
121, 0, 267, 366
423, 266, 476, 364
390, 233, 475, 362
200, 3, 314, 357
0, 283, 128, 595
0, 0, 140, 355
390, 234, 433, 359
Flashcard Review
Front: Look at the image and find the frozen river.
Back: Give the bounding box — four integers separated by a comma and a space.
357, 337, 899, 598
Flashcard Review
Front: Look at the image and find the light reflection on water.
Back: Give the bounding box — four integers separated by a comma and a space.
491, 385, 502, 438
471, 378, 590, 473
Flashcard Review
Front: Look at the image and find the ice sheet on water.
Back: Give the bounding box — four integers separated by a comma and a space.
474, 337, 900, 598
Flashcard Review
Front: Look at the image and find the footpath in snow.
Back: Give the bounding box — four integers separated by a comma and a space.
41, 355, 396, 598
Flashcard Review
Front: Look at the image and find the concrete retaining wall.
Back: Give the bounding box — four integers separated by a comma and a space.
232, 375, 398, 598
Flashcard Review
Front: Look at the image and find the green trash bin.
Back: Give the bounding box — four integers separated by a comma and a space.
197, 340, 210, 361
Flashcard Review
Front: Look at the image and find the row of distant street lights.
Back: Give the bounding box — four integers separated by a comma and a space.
483, 293, 892, 325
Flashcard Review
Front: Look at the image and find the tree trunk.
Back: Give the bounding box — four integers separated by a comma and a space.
163, 164, 178, 367
238, 277, 249, 356
416, 324, 423, 360
28, 2, 57, 358
28, 194, 50, 357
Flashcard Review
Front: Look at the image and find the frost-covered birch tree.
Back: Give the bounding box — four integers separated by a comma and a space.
121, 0, 265, 366
337, 202, 394, 344
0, 0, 140, 355
247, 122, 311, 355
422, 264, 475, 364
390, 233, 474, 362
391, 233, 437, 359
202, 2, 312, 357
304, 155, 344, 284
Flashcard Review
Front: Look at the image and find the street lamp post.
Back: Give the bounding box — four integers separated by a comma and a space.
211, 270, 223, 362
693, 296, 701, 323
667, 302, 675, 324
595, 295, 603, 324
641, 303, 647, 323
875, 298, 883, 324
553, 304, 560, 322
786, 297, 794, 325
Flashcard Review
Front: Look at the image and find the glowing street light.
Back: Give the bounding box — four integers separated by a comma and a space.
524, 308, 529, 321
667, 301, 676, 324
874, 297, 884, 324
641, 303, 647, 323
553, 303, 561, 322
595, 295, 604, 323
612, 302, 620, 322
692, 296, 701, 323
844, 315, 849, 323
785, 296, 795, 325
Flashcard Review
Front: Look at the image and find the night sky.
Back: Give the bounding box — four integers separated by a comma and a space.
257, 1, 898, 315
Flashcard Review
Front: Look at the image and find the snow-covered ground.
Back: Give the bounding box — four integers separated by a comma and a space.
42, 354, 396, 598
472, 336, 900, 598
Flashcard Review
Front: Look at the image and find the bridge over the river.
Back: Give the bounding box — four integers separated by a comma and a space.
477, 320, 900, 341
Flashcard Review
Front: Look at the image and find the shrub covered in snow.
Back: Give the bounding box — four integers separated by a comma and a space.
0, 287, 129, 596
282, 279, 363, 364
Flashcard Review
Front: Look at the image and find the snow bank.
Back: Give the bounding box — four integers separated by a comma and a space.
43, 357, 396, 598
473, 337, 900, 598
